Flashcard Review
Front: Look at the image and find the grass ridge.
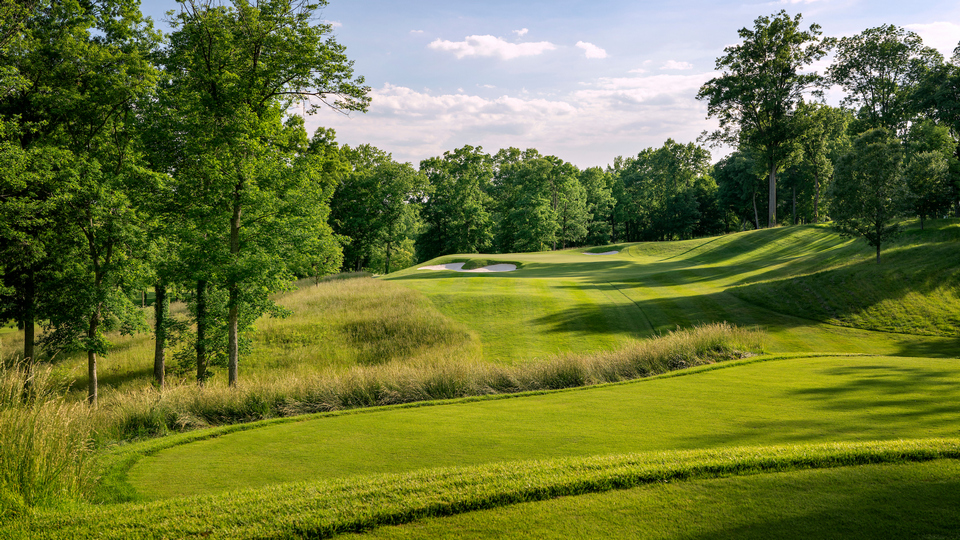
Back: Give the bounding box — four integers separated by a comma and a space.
7, 438, 960, 539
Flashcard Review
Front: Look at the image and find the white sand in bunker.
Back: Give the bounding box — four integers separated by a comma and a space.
583, 251, 619, 255
417, 262, 518, 273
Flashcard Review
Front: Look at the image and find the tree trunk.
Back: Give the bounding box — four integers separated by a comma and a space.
752, 191, 760, 230
153, 283, 167, 389
87, 309, 100, 405
768, 165, 777, 227
814, 168, 821, 223
227, 284, 239, 386
876, 243, 881, 264
385, 239, 392, 275
196, 279, 207, 385
22, 269, 36, 400
228, 182, 242, 387
792, 185, 797, 226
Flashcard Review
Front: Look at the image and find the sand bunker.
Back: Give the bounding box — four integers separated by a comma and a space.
418, 262, 517, 273
583, 251, 619, 255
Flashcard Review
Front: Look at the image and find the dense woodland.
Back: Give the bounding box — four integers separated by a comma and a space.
2, 1, 960, 402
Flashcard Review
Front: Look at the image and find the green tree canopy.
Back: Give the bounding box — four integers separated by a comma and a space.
698, 10, 832, 227
829, 24, 943, 134
417, 145, 494, 260
829, 128, 908, 263
155, 0, 369, 386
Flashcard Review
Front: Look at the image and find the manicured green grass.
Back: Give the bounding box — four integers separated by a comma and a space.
345, 459, 960, 540
7, 439, 960, 539
5, 221, 960, 537
124, 355, 960, 500
389, 221, 960, 362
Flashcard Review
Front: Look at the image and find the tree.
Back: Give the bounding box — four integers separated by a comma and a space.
903, 120, 957, 228
617, 140, 710, 241
829, 128, 908, 263
331, 144, 426, 272
698, 10, 832, 227
714, 149, 765, 231
490, 148, 560, 253
829, 24, 943, 134
578, 167, 615, 246
793, 103, 852, 223
0, 0, 159, 404
158, 0, 368, 386
417, 145, 494, 260
555, 167, 589, 249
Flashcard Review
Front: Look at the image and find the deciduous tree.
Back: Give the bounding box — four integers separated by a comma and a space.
829, 128, 908, 263
698, 10, 832, 227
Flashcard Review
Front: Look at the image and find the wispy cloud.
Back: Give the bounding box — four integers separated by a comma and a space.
410, 29, 425, 35
513, 28, 529, 37
429, 35, 556, 60
904, 22, 960, 57
576, 41, 608, 59
308, 71, 719, 168
661, 60, 693, 70
323, 20, 342, 28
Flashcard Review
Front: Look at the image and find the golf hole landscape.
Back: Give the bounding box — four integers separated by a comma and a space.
6, 223, 960, 538
4, 1, 960, 538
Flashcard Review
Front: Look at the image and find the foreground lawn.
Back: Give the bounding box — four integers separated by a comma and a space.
125, 355, 960, 499
8, 440, 960, 539
345, 459, 960, 540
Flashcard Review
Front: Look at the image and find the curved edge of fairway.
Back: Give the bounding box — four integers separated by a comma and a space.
10, 438, 960, 539
93, 351, 850, 504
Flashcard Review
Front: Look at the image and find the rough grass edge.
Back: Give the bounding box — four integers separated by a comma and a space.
6, 438, 960, 540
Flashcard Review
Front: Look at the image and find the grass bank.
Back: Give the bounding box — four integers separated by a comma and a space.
6, 439, 960, 539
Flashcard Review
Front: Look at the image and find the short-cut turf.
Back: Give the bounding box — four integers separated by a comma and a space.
126, 355, 960, 499
343, 459, 960, 540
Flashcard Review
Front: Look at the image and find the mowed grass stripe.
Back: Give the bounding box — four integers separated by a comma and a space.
126, 355, 960, 500
18, 440, 960, 540
346, 459, 960, 540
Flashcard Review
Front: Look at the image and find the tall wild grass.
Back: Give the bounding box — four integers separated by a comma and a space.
0, 362, 95, 519
91, 321, 762, 437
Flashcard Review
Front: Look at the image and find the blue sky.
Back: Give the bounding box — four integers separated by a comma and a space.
140, 0, 960, 168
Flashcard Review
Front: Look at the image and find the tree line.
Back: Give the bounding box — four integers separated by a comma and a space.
2, 3, 959, 399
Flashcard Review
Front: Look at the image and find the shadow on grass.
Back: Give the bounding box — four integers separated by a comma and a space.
729, 242, 960, 335
686, 469, 960, 540
524, 279, 960, 358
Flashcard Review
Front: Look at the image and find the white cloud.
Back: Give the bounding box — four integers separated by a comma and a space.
429, 35, 556, 60
629, 68, 649, 74
513, 28, 529, 37
661, 60, 693, 70
306, 71, 719, 168
576, 41, 608, 59
410, 30, 425, 35
905, 22, 960, 58
324, 20, 342, 28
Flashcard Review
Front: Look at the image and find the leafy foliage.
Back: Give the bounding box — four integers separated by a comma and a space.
830, 128, 909, 262
698, 10, 833, 226
829, 24, 943, 133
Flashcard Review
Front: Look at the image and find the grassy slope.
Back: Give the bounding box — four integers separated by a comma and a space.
7, 222, 960, 538
387, 221, 960, 361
